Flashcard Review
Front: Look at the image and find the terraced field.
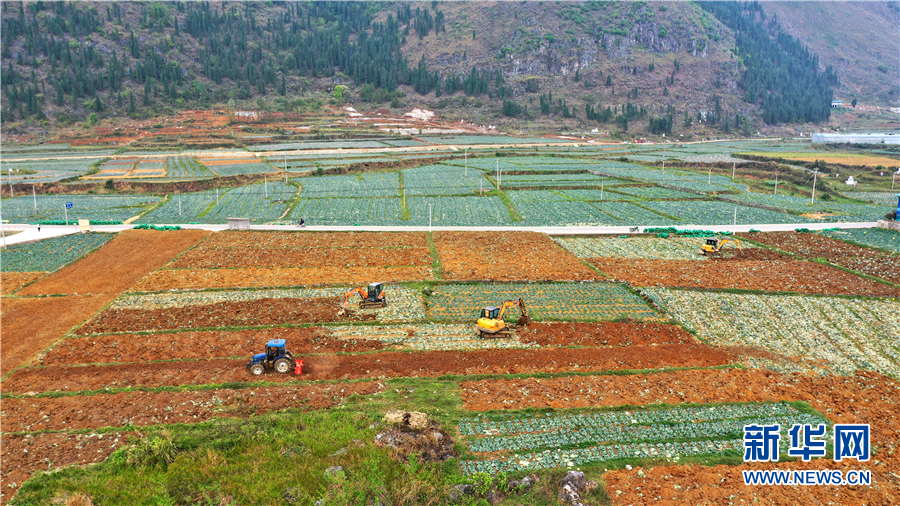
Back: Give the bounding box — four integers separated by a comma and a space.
3, 146, 899, 506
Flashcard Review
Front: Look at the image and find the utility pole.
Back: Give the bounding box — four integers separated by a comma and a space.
428, 203, 432, 233
774, 173, 778, 195
216, 188, 219, 205
32, 186, 37, 215
732, 161, 736, 181
600, 180, 604, 200
265, 176, 268, 198
811, 170, 819, 204
465, 146, 468, 178
179, 194, 182, 216
733, 207, 737, 228
0, 209, 5, 249
8, 168, 13, 198
496, 160, 501, 190
708, 167, 712, 185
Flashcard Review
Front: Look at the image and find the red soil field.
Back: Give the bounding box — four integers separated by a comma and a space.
4, 344, 733, 394
42, 327, 387, 366
169, 246, 433, 269
1, 382, 386, 433
0, 295, 109, 375
0, 272, 46, 295
18, 229, 210, 296
76, 296, 372, 334
1, 432, 139, 502
433, 231, 600, 281
742, 231, 900, 284
460, 369, 900, 505
518, 322, 697, 347
132, 266, 433, 291
199, 231, 428, 250
589, 258, 900, 296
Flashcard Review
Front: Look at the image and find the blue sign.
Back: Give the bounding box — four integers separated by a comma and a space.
65, 202, 73, 209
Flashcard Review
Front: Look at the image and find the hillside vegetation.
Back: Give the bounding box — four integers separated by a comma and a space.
0, 1, 889, 137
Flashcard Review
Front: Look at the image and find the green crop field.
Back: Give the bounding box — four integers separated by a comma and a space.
0, 233, 114, 272
2, 195, 160, 224
298, 173, 400, 198
427, 283, 659, 322
138, 182, 295, 224
820, 227, 900, 253
459, 403, 829, 474
644, 288, 900, 376
402, 165, 494, 196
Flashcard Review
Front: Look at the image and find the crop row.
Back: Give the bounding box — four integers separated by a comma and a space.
642, 200, 809, 225
427, 283, 659, 322
554, 236, 737, 260
206, 162, 277, 176
5, 158, 105, 184
402, 165, 493, 196
247, 140, 389, 151
289, 197, 404, 225
2, 195, 159, 224
460, 403, 802, 436
459, 403, 830, 474
298, 173, 400, 198
845, 192, 899, 206
460, 439, 741, 474
0, 233, 114, 272
467, 414, 826, 453
166, 156, 214, 178
643, 288, 900, 376
115, 286, 426, 323
406, 196, 512, 226
820, 227, 900, 253
138, 182, 294, 224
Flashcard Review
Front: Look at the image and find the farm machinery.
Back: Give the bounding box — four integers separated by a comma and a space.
475, 298, 530, 338
246, 339, 303, 376
700, 238, 743, 256
338, 282, 387, 316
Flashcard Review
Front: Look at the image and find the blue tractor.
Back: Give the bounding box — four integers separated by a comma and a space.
247, 339, 296, 376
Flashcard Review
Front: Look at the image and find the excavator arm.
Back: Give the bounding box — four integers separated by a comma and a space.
340, 287, 367, 314
498, 298, 530, 324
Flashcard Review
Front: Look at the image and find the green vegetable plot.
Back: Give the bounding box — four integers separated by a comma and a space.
643, 288, 900, 376
406, 196, 512, 226
1, 233, 114, 272
298, 173, 400, 198
820, 227, 900, 253
554, 236, 749, 260
459, 403, 829, 474
138, 183, 295, 224
166, 156, 215, 178
2, 195, 160, 224
402, 165, 494, 196
427, 283, 659, 322
290, 197, 404, 225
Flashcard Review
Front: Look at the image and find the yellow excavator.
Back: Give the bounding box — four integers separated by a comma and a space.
338, 282, 387, 316
700, 238, 743, 256
475, 298, 530, 338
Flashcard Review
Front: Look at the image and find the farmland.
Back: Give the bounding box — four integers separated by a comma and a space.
1, 194, 160, 224
3, 138, 900, 506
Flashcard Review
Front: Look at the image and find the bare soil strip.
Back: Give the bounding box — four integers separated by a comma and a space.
0, 272, 47, 295
18, 229, 210, 296
3, 344, 732, 394
589, 258, 900, 296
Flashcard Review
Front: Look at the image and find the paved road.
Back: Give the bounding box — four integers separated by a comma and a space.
0, 221, 881, 247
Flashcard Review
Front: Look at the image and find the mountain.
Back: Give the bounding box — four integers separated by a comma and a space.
0, 1, 889, 137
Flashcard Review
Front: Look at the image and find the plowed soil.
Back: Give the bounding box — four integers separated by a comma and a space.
589, 258, 900, 296
132, 265, 433, 291
4, 344, 733, 394
42, 327, 387, 366
18, 229, 210, 296
1, 382, 386, 432
199, 231, 427, 249
0, 272, 46, 295
1, 431, 139, 502
0, 295, 109, 375
742, 231, 900, 284
460, 368, 900, 505
76, 296, 371, 334
433, 231, 599, 281
169, 246, 433, 269
519, 322, 697, 347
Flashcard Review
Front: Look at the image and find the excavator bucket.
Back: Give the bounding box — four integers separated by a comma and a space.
516, 298, 530, 325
